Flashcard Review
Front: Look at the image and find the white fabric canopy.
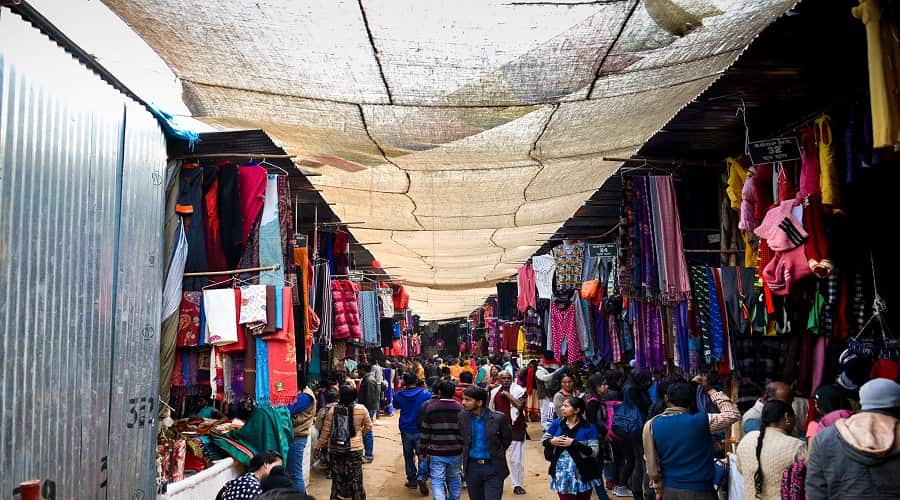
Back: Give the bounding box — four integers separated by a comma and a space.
103, 0, 795, 318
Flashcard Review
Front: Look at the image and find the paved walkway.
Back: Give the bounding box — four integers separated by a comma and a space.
307, 413, 567, 499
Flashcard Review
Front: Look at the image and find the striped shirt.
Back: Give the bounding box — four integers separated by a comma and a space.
420, 399, 464, 456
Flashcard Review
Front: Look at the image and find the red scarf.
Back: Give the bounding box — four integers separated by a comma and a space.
267, 287, 298, 406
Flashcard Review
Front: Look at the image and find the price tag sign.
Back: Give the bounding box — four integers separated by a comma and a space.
348, 270, 365, 282
588, 243, 617, 258
748, 137, 801, 164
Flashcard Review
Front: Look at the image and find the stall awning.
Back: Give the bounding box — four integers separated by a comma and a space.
102, 0, 796, 319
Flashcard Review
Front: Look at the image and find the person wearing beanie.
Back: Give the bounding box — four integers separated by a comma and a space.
807, 378, 900, 499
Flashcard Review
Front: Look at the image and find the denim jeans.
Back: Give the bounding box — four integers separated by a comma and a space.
430, 455, 462, 500
363, 409, 376, 459
418, 455, 431, 480
286, 436, 308, 493
401, 432, 421, 483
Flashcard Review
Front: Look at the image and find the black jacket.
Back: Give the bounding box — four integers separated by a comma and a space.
459, 409, 512, 478
359, 374, 380, 412
542, 418, 602, 483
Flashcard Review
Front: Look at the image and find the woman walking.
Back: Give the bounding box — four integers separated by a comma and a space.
543, 396, 603, 500
315, 384, 373, 500
553, 374, 582, 416
736, 400, 806, 500
584, 375, 611, 500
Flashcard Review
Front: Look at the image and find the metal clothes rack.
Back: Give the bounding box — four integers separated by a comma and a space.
183, 264, 281, 277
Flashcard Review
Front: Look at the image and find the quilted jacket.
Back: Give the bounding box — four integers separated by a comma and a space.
331, 280, 362, 340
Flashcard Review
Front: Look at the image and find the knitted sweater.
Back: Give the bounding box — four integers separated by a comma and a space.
736, 428, 806, 500
420, 399, 464, 456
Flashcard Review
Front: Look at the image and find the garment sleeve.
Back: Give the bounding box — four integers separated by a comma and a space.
805, 432, 829, 500
287, 393, 314, 415
553, 392, 565, 415
316, 407, 333, 450
706, 389, 741, 433
498, 414, 513, 450
358, 406, 373, 437
643, 418, 662, 490
574, 427, 599, 458
419, 406, 431, 454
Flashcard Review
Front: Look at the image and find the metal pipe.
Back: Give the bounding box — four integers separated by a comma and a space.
183, 264, 281, 277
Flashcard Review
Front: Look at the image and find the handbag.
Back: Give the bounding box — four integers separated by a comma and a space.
580, 279, 600, 300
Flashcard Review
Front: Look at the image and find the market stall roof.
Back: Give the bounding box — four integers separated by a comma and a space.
539, 0, 867, 252
103, 0, 798, 319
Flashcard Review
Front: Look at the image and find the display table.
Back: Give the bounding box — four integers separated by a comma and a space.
159, 458, 242, 499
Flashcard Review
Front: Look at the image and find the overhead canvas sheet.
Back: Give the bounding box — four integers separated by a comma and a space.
103, 0, 797, 318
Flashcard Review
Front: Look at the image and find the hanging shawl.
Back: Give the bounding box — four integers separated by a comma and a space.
593, 304, 612, 362
649, 177, 668, 297
653, 176, 692, 301
244, 329, 257, 402
618, 178, 636, 296
259, 175, 286, 285
690, 266, 713, 365
647, 304, 664, 372
674, 302, 690, 373
314, 263, 334, 348
267, 287, 298, 406
707, 268, 726, 364
256, 336, 271, 407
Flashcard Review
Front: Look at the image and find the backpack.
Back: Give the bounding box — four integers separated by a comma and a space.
329, 407, 353, 453
604, 400, 623, 440
611, 400, 642, 438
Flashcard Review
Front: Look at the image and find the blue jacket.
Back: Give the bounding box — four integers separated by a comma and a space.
393, 387, 432, 434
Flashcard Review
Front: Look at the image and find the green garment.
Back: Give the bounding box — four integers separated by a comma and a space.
212, 406, 293, 465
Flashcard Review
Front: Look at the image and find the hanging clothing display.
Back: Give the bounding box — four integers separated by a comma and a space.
237, 163, 268, 255
203, 289, 239, 346
532, 254, 556, 300
359, 291, 380, 346
551, 241, 585, 293
854, 0, 900, 150
331, 280, 362, 341
516, 263, 537, 313
550, 299, 580, 364
496, 282, 518, 321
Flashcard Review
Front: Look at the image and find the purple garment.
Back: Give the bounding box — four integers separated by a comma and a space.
633, 301, 644, 369
647, 305, 664, 373
593, 304, 612, 362
675, 302, 690, 373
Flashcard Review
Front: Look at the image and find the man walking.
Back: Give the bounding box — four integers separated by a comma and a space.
285, 382, 317, 494
489, 371, 528, 495
420, 380, 465, 500
460, 386, 512, 500
394, 371, 434, 489
358, 363, 380, 463
454, 371, 475, 403
643, 376, 740, 500
807, 378, 900, 499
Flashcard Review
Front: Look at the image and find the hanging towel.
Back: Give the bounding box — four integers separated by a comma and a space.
204, 289, 239, 345
267, 287, 298, 406
239, 285, 268, 325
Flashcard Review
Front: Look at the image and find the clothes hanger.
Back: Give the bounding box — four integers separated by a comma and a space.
260, 158, 290, 176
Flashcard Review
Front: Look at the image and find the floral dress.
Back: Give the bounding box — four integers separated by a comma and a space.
549, 450, 593, 494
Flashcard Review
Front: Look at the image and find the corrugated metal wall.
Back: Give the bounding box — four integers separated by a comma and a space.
0, 10, 165, 499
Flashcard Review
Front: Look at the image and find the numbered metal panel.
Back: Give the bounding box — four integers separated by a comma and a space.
0, 10, 165, 499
